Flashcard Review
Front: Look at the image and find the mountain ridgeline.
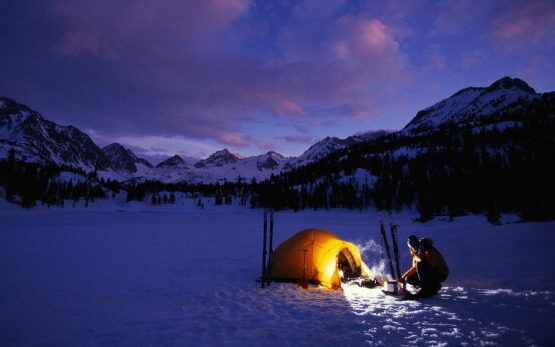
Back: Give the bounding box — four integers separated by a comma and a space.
0, 77, 554, 221
252, 77, 554, 220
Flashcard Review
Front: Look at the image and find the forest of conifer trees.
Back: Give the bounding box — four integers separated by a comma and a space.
1, 109, 553, 222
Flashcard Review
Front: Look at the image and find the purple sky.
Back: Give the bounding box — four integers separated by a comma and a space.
1, 0, 554, 163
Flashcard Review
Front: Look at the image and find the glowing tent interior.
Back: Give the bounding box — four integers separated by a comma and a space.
269, 229, 372, 289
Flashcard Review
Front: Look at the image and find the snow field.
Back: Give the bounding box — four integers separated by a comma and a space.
1, 200, 554, 345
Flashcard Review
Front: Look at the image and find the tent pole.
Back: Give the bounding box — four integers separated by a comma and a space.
301, 249, 308, 288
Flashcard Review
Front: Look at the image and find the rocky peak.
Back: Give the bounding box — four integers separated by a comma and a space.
265, 150, 284, 159
0, 97, 42, 119
194, 148, 243, 168
156, 154, 186, 168
295, 136, 351, 164
0, 97, 43, 133
102, 143, 131, 157
102, 143, 153, 173
487, 76, 536, 94
212, 148, 243, 160
402, 77, 541, 133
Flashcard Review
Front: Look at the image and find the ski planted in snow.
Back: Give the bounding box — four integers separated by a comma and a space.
379, 219, 396, 280
260, 208, 275, 288
261, 209, 268, 288
266, 209, 274, 287
390, 223, 401, 280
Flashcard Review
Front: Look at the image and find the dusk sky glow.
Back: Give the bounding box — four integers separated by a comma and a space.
1, 0, 554, 163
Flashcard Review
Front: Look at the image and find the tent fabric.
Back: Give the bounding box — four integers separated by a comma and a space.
269, 229, 372, 289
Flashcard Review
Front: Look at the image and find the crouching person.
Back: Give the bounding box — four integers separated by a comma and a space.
400, 235, 449, 299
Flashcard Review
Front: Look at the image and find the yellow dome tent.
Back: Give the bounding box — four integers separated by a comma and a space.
269, 229, 372, 289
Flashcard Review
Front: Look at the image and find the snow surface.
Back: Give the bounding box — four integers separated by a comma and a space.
1, 200, 554, 345
55, 171, 88, 183
471, 121, 523, 134
337, 168, 377, 187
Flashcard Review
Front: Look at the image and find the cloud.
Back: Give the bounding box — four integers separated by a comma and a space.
520, 56, 554, 84
490, 0, 555, 49
255, 142, 276, 150
44, 0, 408, 154
279, 135, 314, 144
110, 138, 209, 164
115, 135, 219, 159
460, 49, 486, 70
433, 0, 488, 35
219, 132, 252, 147
425, 44, 447, 71
50, 0, 250, 59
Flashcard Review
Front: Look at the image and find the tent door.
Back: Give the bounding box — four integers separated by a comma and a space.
338, 248, 360, 280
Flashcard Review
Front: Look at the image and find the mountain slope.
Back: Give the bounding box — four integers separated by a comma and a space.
2, 76, 551, 187
258, 77, 555, 219
403, 77, 541, 133
0, 96, 388, 183
0, 97, 110, 171
293, 130, 389, 166
102, 143, 153, 174
156, 155, 187, 168
194, 149, 243, 168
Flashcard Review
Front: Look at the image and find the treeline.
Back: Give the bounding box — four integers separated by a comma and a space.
124, 179, 252, 207
0, 149, 111, 208
251, 113, 555, 221
1, 105, 553, 222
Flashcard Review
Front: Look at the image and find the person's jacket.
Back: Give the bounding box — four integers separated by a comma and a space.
419, 246, 449, 277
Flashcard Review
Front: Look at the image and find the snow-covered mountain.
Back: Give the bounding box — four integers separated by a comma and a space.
3, 76, 547, 185
293, 131, 389, 166
294, 136, 358, 165
191, 150, 290, 182
403, 77, 541, 133
156, 155, 187, 168
102, 143, 153, 174
194, 149, 243, 168
0, 96, 111, 171
0, 95, 379, 183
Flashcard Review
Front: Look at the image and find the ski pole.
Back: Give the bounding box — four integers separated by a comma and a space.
267, 209, 274, 287
261, 209, 268, 288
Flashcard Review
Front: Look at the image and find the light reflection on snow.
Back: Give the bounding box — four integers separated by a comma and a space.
339, 283, 549, 345
342, 282, 422, 317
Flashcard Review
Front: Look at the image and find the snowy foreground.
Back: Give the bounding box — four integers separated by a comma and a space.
1, 200, 554, 346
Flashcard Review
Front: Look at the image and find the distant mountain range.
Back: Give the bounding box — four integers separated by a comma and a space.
0, 76, 552, 185
1, 76, 554, 220
0, 95, 387, 183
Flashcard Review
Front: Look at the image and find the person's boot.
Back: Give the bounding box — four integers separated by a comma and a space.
411, 283, 441, 299
432, 283, 442, 295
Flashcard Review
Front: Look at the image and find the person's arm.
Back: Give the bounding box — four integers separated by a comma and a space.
400, 252, 422, 281
400, 266, 416, 281
410, 249, 422, 262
